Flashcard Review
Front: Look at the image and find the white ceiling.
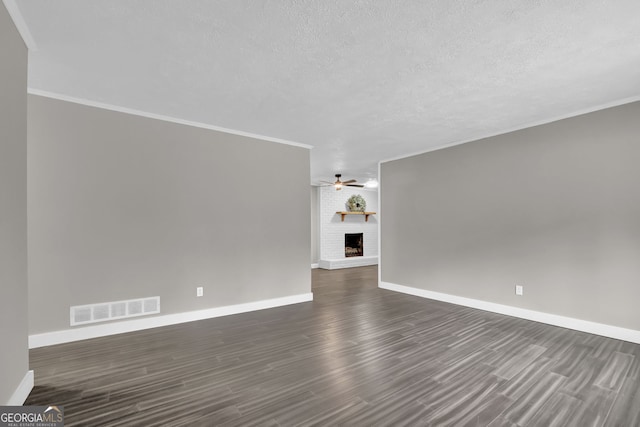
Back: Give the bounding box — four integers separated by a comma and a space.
12, 0, 640, 185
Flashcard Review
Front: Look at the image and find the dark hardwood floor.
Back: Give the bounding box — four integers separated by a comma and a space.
26, 266, 640, 426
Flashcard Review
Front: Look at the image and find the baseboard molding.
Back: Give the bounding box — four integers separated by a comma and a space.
7, 370, 34, 405
29, 293, 313, 349
380, 281, 640, 344
311, 263, 319, 269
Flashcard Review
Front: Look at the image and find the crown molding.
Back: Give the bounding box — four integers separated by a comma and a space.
381, 95, 640, 164
28, 88, 313, 150
3, 0, 37, 51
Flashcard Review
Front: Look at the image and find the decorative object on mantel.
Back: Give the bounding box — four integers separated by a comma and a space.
336, 211, 376, 222
347, 194, 367, 212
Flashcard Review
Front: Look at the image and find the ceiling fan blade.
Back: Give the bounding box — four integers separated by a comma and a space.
319, 180, 335, 185
342, 179, 357, 184
346, 184, 365, 188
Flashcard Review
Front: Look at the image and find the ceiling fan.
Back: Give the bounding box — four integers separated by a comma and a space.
320, 174, 364, 191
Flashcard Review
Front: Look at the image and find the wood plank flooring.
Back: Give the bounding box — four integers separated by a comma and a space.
26, 266, 640, 426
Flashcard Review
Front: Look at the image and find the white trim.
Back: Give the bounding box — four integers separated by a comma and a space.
2, 0, 38, 51
377, 161, 382, 285
380, 95, 640, 164
7, 370, 34, 405
379, 281, 640, 345
29, 293, 313, 349
311, 263, 319, 269
27, 89, 313, 150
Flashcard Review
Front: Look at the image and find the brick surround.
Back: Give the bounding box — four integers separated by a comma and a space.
318, 186, 378, 269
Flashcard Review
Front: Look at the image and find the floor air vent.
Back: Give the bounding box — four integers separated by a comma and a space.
70, 296, 160, 326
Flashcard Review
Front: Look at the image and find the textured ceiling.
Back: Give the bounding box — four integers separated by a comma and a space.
14, 0, 640, 184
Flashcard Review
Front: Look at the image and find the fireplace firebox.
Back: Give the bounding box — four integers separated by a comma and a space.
345, 233, 363, 257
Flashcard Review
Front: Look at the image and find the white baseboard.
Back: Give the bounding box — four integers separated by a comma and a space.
7, 370, 34, 405
311, 263, 319, 269
380, 281, 640, 345
29, 293, 313, 349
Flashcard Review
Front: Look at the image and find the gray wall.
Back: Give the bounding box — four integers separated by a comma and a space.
0, 3, 29, 403
28, 95, 311, 334
310, 186, 319, 264
381, 101, 640, 330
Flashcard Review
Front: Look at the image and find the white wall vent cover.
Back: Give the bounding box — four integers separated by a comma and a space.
70, 296, 160, 326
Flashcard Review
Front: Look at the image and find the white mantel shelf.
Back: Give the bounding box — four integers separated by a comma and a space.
336, 211, 376, 222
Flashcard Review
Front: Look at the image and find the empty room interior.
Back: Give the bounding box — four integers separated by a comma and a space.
2, 1, 640, 425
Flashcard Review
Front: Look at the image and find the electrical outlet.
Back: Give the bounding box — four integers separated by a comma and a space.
196, 286, 204, 297
515, 285, 524, 296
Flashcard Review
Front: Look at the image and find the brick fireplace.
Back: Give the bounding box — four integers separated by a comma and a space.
317, 186, 378, 269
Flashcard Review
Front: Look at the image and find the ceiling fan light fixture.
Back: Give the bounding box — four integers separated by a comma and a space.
320, 173, 362, 190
